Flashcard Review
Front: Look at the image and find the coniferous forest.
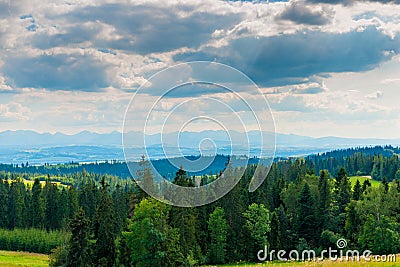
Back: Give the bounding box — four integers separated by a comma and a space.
1, 146, 400, 266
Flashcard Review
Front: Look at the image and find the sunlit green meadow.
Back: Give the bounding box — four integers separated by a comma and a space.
0, 250, 49, 267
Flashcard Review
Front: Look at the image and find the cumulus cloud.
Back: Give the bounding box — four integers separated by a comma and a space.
268, 88, 392, 123
0, 102, 30, 121
269, 94, 317, 112
31, 3, 242, 55
2, 54, 109, 91
5, 88, 132, 133
289, 81, 328, 94
0, 76, 13, 93
381, 78, 400, 84
278, 2, 334, 25
306, 0, 351, 4
306, 0, 400, 4
0, 0, 399, 136
0, 1, 245, 93
175, 26, 400, 87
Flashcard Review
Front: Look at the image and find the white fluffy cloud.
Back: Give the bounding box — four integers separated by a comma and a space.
0, 0, 400, 137
0, 102, 30, 121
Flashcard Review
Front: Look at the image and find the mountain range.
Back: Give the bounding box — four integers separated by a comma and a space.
0, 130, 399, 164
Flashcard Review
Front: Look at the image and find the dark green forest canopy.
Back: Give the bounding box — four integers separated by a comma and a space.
1, 145, 400, 266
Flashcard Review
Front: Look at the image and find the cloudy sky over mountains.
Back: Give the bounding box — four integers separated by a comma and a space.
1, 0, 400, 138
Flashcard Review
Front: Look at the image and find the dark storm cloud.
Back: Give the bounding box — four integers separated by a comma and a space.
174, 27, 400, 87
32, 26, 98, 49
2, 54, 109, 91
278, 3, 333, 25
31, 3, 242, 55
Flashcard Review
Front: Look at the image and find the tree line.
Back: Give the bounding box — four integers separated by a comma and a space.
1, 146, 399, 183
52, 152, 400, 266
2, 146, 400, 266
0, 154, 239, 180
305, 145, 400, 181
0, 173, 129, 231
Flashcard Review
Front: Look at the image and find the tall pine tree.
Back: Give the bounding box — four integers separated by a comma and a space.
208, 207, 228, 264
297, 183, 317, 247
94, 178, 117, 267
31, 179, 44, 228
67, 208, 92, 267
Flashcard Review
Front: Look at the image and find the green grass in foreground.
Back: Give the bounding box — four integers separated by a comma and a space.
0, 250, 48, 267
1, 250, 397, 267
349, 176, 381, 188
208, 259, 398, 267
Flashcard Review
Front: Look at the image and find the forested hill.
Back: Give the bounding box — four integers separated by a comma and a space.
0, 145, 399, 181
305, 145, 400, 181
2, 145, 400, 266
0, 155, 248, 180
309, 145, 400, 158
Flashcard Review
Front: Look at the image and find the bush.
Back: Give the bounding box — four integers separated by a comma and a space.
49, 243, 69, 267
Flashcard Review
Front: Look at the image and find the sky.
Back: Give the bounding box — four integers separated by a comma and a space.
1, 0, 400, 138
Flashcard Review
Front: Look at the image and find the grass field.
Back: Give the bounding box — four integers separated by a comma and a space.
21, 179, 64, 188
349, 176, 381, 188
209, 259, 398, 267
0, 251, 49, 267
6, 178, 66, 188
0, 250, 397, 267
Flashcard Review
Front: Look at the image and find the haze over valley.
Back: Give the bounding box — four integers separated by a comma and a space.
1, 130, 400, 163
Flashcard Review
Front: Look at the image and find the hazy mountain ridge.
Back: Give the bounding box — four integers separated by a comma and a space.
1, 130, 400, 164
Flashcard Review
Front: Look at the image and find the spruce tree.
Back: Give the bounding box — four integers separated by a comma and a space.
67, 208, 92, 267
336, 169, 351, 214
220, 163, 246, 261
268, 210, 281, 252
362, 179, 371, 193
208, 207, 228, 264
43, 180, 60, 230
336, 167, 347, 190
330, 168, 351, 234
297, 183, 317, 246
31, 179, 44, 228
23, 185, 31, 228
345, 200, 360, 244
68, 186, 79, 220
352, 179, 362, 200
136, 155, 155, 199
0, 178, 9, 228
271, 177, 285, 209
170, 167, 198, 263
318, 170, 331, 232
382, 176, 389, 193
58, 188, 70, 228
8, 181, 24, 229
112, 184, 128, 235
94, 178, 117, 267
